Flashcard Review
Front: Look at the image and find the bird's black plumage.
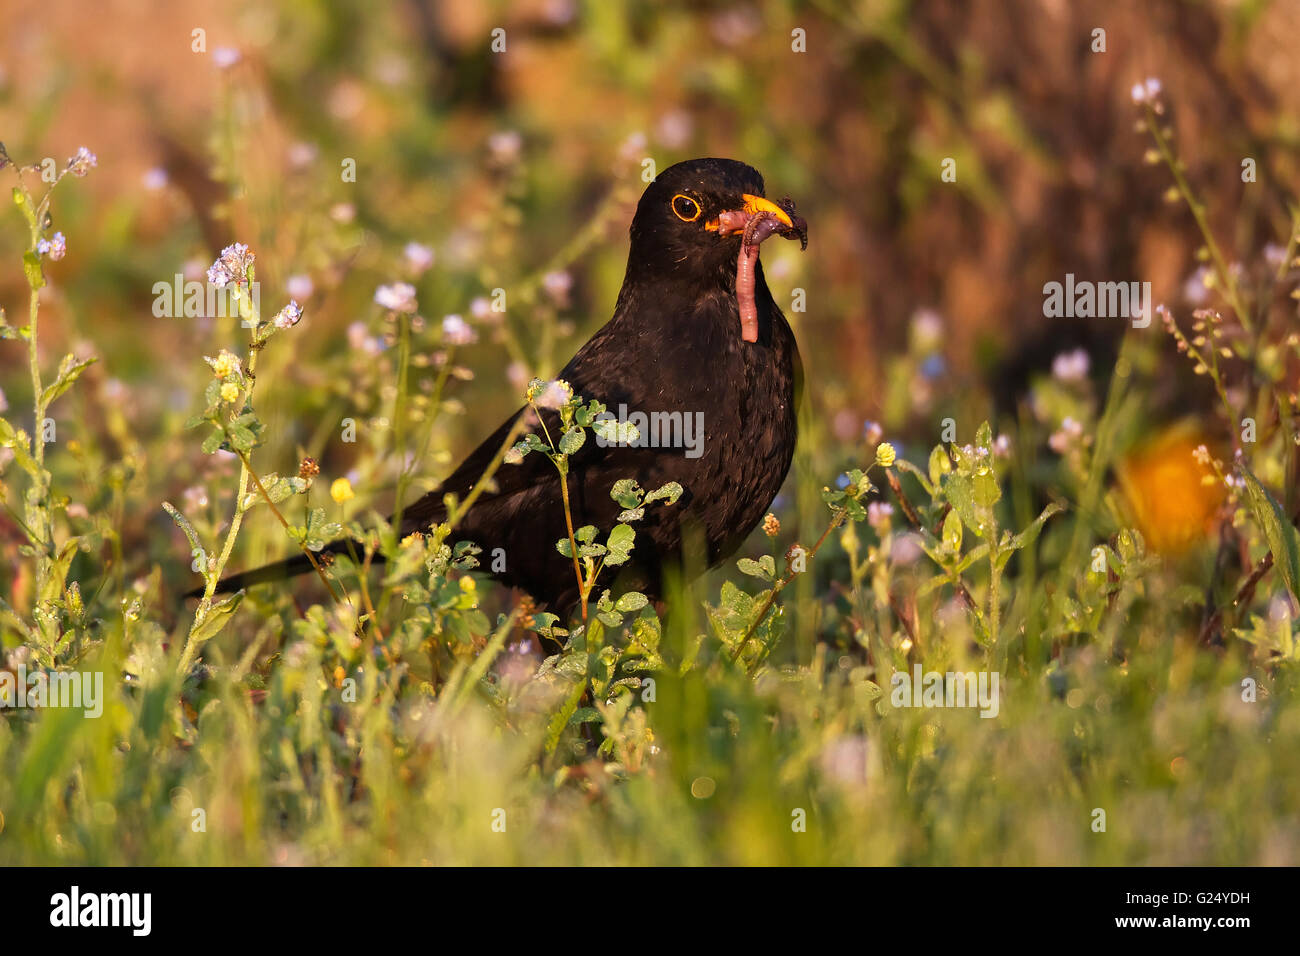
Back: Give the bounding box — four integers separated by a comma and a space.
206, 158, 805, 611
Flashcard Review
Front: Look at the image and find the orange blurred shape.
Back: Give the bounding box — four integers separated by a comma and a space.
1116, 427, 1224, 555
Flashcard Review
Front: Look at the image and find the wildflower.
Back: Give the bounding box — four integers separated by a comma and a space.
993, 434, 1012, 458
286, 274, 313, 300
542, 270, 572, 306
220, 242, 255, 279
212, 47, 241, 69
863, 420, 884, 446
374, 282, 418, 313
66, 147, 97, 177
874, 442, 897, 468
206, 260, 232, 288
1130, 77, 1162, 104
36, 232, 66, 260
487, 130, 523, 163
506, 362, 529, 390
867, 501, 894, 534
273, 300, 304, 329
1051, 348, 1090, 383
618, 131, 648, 162
208, 349, 241, 380
762, 513, 780, 537
219, 382, 240, 404
530, 378, 573, 410
330, 478, 355, 503
287, 142, 318, 168
910, 308, 944, 351
142, 167, 168, 190
441, 314, 477, 345
1192, 444, 1211, 466
299, 457, 320, 480
656, 109, 693, 149
1049, 417, 1084, 454
404, 242, 435, 275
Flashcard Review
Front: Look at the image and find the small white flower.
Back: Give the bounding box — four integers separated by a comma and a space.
1051, 348, 1090, 383
67, 147, 97, 177
404, 242, 435, 275
374, 282, 418, 313
541, 270, 572, 305
212, 47, 241, 69
286, 274, 314, 300
534, 378, 573, 410
441, 314, 476, 345
487, 130, 522, 163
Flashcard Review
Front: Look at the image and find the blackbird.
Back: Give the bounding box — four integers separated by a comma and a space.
205, 158, 807, 612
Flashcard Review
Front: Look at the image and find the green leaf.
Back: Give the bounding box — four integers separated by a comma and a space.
22, 251, 44, 290
545, 678, 588, 755
605, 523, 636, 566
41, 354, 96, 408
927, 445, 952, 489
190, 592, 243, 646
994, 501, 1066, 570
645, 481, 683, 505
1239, 464, 1300, 603
615, 591, 649, 613
737, 555, 776, 580
162, 501, 204, 559
559, 426, 586, 455
610, 479, 643, 508
942, 509, 963, 553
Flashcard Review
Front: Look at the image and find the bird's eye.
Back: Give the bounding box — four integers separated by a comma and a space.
671, 194, 702, 223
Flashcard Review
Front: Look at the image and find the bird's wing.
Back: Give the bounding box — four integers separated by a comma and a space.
395, 319, 629, 536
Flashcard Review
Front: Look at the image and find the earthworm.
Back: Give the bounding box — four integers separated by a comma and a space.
736, 211, 788, 343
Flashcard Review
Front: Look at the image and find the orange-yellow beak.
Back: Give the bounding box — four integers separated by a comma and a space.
707, 193, 807, 250
740, 194, 795, 229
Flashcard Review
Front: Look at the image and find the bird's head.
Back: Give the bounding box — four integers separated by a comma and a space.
624, 159, 807, 336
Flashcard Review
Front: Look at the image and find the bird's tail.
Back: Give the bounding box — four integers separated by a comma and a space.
183, 543, 373, 600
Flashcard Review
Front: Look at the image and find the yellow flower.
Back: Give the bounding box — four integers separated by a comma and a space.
219, 382, 240, 404
211, 349, 239, 379
762, 513, 780, 537
330, 477, 355, 503
875, 442, 897, 468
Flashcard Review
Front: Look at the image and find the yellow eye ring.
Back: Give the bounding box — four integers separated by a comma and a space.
671, 194, 702, 222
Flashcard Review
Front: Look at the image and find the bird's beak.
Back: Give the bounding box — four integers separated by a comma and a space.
707, 194, 808, 250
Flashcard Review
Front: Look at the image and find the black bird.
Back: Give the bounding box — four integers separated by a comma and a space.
205, 158, 807, 612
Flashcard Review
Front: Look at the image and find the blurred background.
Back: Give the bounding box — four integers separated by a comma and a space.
1, 0, 1298, 592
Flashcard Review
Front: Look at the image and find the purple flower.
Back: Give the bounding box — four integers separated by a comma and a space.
273, 300, 304, 329
36, 232, 66, 260
1051, 348, 1090, 383
207, 261, 232, 288
403, 242, 435, 276
441, 314, 476, 345
67, 147, 97, 177
374, 282, 418, 313
212, 47, 241, 69
286, 274, 314, 300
